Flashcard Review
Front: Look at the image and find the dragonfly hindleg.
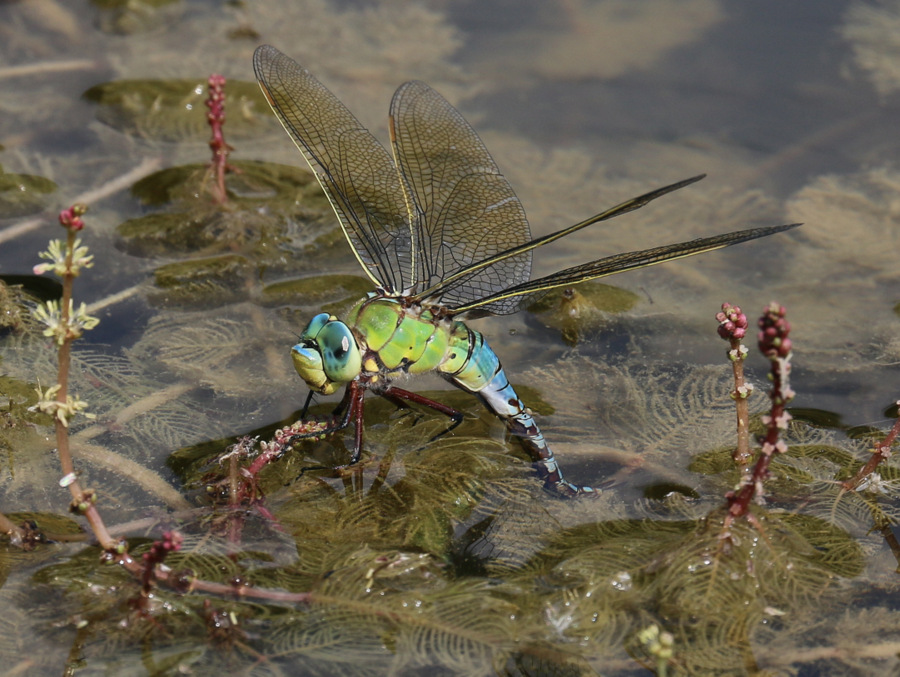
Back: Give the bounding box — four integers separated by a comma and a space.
379, 385, 465, 441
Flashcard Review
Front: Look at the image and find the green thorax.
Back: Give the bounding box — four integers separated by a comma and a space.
345, 294, 472, 379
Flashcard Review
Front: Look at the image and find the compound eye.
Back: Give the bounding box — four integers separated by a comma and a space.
300, 313, 332, 341
317, 321, 361, 383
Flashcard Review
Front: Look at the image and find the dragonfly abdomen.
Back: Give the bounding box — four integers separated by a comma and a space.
439, 325, 593, 496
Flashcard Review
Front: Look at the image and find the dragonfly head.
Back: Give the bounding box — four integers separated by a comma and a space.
292, 313, 361, 395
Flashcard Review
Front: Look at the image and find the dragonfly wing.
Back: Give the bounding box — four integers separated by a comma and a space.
416, 175, 705, 313
389, 81, 532, 309
253, 45, 414, 293
451, 223, 802, 316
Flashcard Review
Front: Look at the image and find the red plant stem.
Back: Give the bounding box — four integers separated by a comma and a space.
727, 437, 776, 518
140, 531, 183, 595
228, 453, 240, 508
729, 343, 752, 467
226, 454, 245, 549
206, 74, 232, 203
726, 303, 793, 518
246, 445, 280, 477
842, 408, 900, 491
55, 228, 75, 478
716, 303, 752, 467
108, 547, 313, 603
246, 419, 333, 477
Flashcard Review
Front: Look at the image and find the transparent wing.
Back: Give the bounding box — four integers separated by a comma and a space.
451, 223, 801, 317
253, 45, 414, 292
416, 175, 705, 313
389, 81, 532, 309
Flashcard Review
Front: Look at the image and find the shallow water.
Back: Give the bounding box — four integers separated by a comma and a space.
1, 0, 899, 674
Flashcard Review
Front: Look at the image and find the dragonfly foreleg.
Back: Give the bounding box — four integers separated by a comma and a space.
284, 380, 365, 459
300, 390, 316, 418
346, 380, 366, 464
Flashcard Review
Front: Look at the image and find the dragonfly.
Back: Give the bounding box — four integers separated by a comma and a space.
253, 45, 799, 497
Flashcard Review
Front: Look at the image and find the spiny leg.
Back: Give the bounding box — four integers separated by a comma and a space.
344, 380, 366, 464
300, 390, 316, 418
299, 386, 350, 424
380, 385, 465, 440
275, 381, 368, 481
283, 380, 363, 458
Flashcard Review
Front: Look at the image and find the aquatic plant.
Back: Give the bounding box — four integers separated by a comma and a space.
841, 401, 900, 493
3, 200, 900, 674
28, 205, 115, 549
716, 302, 753, 466
725, 302, 795, 520
2, 69, 900, 677
204, 74, 233, 204
8, 206, 318, 603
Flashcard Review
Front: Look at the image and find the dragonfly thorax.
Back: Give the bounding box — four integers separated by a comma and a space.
291, 313, 362, 395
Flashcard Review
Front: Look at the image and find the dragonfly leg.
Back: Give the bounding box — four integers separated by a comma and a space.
283, 381, 365, 462
300, 390, 316, 418
346, 380, 367, 464
379, 385, 464, 437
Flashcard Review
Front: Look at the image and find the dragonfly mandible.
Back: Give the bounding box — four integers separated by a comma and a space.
253, 45, 799, 497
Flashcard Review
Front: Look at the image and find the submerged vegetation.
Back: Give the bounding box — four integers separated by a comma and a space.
1, 68, 899, 677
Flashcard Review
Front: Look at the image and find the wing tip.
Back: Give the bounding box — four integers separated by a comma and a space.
766, 222, 803, 234
252, 44, 277, 70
